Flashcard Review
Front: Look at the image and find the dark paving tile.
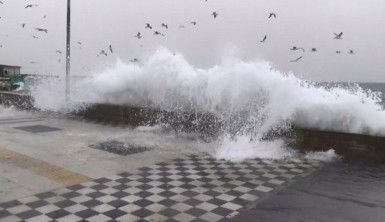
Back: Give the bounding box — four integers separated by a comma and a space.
46, 209, 70, 219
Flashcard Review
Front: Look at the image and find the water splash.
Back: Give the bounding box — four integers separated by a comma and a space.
31, 48, 385, 160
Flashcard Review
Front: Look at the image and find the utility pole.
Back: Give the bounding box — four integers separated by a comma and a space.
65, 0, 71, 102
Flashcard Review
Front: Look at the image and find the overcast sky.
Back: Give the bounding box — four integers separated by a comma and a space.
0, 0, 384, 82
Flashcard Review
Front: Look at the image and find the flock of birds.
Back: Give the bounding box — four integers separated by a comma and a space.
129, 11, 355, 63
259, 13, 355, 63
0, 1, 356, 66
284, 31, 355, 62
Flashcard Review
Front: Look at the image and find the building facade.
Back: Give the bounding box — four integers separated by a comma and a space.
0, 65, 21, 76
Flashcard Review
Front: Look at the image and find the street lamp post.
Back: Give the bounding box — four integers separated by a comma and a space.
65, 0, 71, 102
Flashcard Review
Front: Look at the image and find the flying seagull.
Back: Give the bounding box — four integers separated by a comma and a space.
212, 11, 218, 18
56, 50, 62, 54
311, 48, 317, 52
32, 35, 39, 39
290, 46, 305, 52
190, 21, 197, 26
76, 41, 82, 49
25, 4, 38, 8
154, 31, 165, 36
348, 49, 354, 54
334, 32, 343, 39
268, 13, 277, 19
35, 28, 48, 33
290, 56, 303, 62
161, 23, 168, 29
260, 35, 267, 43
109, 45, 113, 54
134, 32, 142, 39
129, 58, 140, 63
145, 23, 152, 29
336, 50, 341, 54
98, 50, 108, 56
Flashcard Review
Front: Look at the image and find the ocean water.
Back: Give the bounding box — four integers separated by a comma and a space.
321, 82, 385, 106
356, 83, 385, 106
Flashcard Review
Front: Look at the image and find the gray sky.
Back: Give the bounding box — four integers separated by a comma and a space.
0, 0, 384, 82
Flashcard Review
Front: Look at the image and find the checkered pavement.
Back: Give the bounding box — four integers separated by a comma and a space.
0, 154, 320, 222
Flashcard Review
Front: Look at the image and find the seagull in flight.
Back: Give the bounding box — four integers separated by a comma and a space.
336, 50, 341, 54
260, 35, 267, 43
109, 45, 113, 54
311, 48, 317, 52
35, 28, 48, 33
290, 46, 305, 52
76, 41, 82, 49
212, 11, 218, 18
134, 32, 142, 39
145, 23, 152, 29
348, 49, 354, 54
334, 32, 343, 39
56, 50, 62, 54
161, 23, 168, 29
268, 13, 277, 19
154, 31, 165, 36
190, 21, 197, 26
129, 58, 140, 63
32, 35, 39, 39
25, 4, 38, 8
290, 56, 303, 62
98, 50, 108, 56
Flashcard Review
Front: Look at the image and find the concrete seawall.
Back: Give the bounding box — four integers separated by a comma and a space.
1, 92, 385, 162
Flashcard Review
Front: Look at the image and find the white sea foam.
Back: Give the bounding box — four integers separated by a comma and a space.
214, 136, 295, 162
305, 149, 339, 162
31, 47, 385, 160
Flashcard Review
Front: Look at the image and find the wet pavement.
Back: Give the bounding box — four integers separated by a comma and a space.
231, 162, 385, 222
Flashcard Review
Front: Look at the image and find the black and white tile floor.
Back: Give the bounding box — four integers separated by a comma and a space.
0, 154, 320, 222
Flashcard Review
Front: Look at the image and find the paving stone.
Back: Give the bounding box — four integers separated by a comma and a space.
0, 154, 320, 221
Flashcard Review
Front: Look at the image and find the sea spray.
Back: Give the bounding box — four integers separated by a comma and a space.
31, 48, 385, 160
